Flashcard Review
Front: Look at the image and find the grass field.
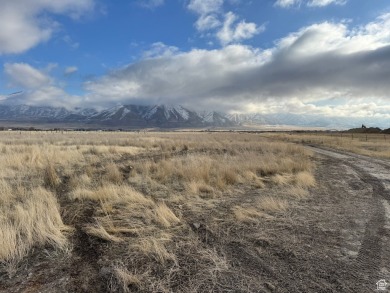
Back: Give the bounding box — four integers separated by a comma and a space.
264, 132, 390, 159
0, 131, 316, 292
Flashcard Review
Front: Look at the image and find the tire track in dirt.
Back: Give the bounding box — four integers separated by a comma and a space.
308, 146, 390, 291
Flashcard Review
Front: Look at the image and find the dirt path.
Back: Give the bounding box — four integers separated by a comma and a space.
306, 146, 390, 292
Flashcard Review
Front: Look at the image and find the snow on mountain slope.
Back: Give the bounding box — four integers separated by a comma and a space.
0, 103, 381, 129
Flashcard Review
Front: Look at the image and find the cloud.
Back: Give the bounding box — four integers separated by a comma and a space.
275, 0, 301, 8
0, 0, 94, 55
188, 0, 224, 32
83, 13, 390, 115
64, 66, 78, 75
4, 63, 51, 88
188, 0, 224, 15
3, 63, 81, 108
307, 0, 346, 7
275, 0, 345, 8
217, 12, 264, 45
143, 42, 179, 58
188, 0, 262, 45
137, 0, 165, 9
195, 14, 221, 31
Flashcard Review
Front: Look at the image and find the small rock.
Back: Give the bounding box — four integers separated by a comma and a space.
99, 267, 111, 277
192, 222, 201, 229
265, 282, 276, 291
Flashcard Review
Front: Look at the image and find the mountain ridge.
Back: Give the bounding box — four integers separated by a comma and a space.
0, 104, 387, 129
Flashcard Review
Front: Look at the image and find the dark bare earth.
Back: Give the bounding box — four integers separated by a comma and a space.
1, 146, 389, 292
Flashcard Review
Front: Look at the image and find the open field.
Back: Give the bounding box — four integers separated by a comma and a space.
0, 131, 389, 292
264, 132, 390, 159
0, 131, 316, 292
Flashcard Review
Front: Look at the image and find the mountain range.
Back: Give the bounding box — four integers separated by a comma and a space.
0, 104, 387, 129
0, 104, 234, 128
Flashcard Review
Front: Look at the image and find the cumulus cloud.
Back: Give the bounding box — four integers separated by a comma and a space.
188, 0, 224, 32
188, 0, 262, 45
217, 12, 263, 45
83, 13, 390, 115
0, 0, 94, 55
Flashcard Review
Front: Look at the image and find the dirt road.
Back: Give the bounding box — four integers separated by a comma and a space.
302, 146, 390, 292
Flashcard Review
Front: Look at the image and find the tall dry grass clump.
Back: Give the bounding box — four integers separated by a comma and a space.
43, 162, 61, 189
104, 162, 123, 184
0, 185, 69, 264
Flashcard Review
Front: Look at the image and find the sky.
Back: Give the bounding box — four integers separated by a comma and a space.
0, 0, 390, 119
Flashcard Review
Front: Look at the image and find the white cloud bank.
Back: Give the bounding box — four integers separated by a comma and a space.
0, 0, 94, 55
3, 13, 390, 118
82, 13, 390, 117
3, 63, 81, 108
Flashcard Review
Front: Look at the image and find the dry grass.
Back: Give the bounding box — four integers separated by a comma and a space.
0, 130, 316, 291
83, 222, 123, 243
233, 206, 272, 223
0, 186, 69, 263
257, 196, 289, 213
154, 202, 181, 228
109, 266, 142, 293
43, 162, 61, 189
266, 132, 390, 159
132, 236, 176, 264
295, 171, 316, 187
104, 162, 123, 184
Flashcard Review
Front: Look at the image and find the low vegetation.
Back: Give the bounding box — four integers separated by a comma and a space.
266, 131, 390, 158
0, 131, 316, 292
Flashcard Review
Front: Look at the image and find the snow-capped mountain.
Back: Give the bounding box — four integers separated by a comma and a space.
0, 104, 387, 129
0, 105, 98, 122
86, 104, 236, 127
0, 104, 235, 128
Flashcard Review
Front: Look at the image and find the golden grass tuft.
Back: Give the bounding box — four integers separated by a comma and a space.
133, 236, 176, 264
154, 202, 181, 228
271, 174, 291, 185
43, 162, 61, 189
233, 206, 272, 223
69, 185, 153, 206
83, 222, 123, 242
288, 186, 310, 199
104, 162, 123, 184
111, 266, 142, 293
0, 187, 69, 263
257, 196, 289, 213
294, 171, 316, 187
